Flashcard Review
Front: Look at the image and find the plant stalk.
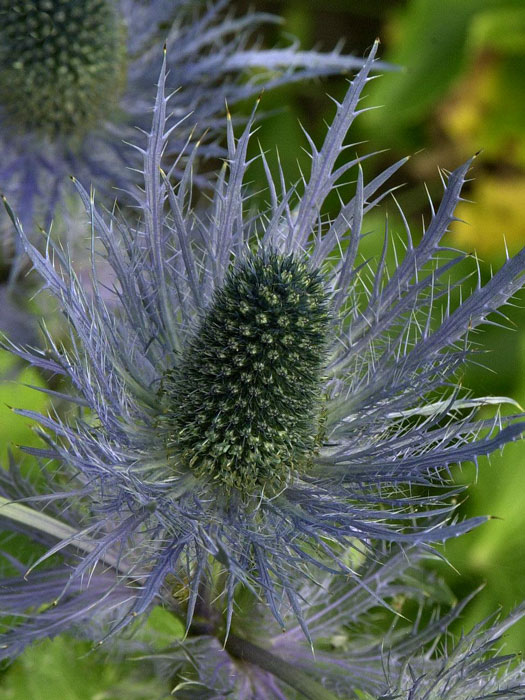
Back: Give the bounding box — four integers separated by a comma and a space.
225, 632, 340, 700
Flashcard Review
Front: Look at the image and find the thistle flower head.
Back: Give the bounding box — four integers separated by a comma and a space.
0, 0, 380, 270
2, 42, 525, 657
0, 0, 125, 139
160, 250, 330, 493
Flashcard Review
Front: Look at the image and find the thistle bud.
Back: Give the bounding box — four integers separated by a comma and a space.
161, 252, 330, 494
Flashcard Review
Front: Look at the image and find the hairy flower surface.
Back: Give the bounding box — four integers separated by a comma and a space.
160, 251, 330, 492
2, 43, 525, 657
0, 0, 124, 138
0, 0, 377, 268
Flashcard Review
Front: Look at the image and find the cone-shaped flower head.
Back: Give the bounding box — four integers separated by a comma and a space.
160, 251, 330, 492
2, 43, 525, 655
0, 0, 381, 267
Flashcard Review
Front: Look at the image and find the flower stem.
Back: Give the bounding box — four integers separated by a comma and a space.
224, 632, 339, 700
0, 496, 122, 571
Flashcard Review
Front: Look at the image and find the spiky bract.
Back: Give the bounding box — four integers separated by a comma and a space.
2, 43, 525, 656
161, 251, 329, 492
0, 0, 124, 138
139, 549, 525, 699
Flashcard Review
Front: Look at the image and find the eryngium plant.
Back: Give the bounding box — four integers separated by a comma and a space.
2, 477, 524, 699
1, 42, 525, 654
0, 0, 377, 266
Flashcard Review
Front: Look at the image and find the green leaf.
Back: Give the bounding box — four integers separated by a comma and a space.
361, 0, 525, 148
469, 7, 525, 53
0, 350, 48, 463
134, 606, 185, 649
0, 636, 170, 700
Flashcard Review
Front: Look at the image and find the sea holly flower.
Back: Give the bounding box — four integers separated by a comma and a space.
0, 0, 381, 270
1, 41, 525, 657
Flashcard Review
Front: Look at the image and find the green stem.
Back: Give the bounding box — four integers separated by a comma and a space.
0, 496, 122, 572
225, 633, 339, 700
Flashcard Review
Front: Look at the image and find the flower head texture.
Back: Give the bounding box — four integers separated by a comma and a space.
0, 0, 378, 269
2, 42, 525, 658
159, 249, 331, 493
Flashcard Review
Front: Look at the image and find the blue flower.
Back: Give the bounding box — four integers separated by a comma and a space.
2, 41, 525, 656
0, 0, 377, 269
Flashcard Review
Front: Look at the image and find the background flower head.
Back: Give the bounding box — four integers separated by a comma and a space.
2, 42, 525, 657
0, 0, 381, 274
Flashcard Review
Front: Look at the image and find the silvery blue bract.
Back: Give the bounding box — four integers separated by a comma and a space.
143, 548, 525, 698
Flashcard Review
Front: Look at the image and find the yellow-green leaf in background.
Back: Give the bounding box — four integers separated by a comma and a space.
361, 0, 525, 149
0, 350, 48, 464
469, 6, 525, 53
449, 175, 525, 260
440, 54, 525, 168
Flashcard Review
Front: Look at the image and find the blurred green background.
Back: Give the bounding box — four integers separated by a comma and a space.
2, 0, 525, 696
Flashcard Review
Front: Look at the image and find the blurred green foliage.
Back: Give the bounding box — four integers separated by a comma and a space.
0, 351, 47, 463
363, 0, 525, 150
0, 634, 170, 700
